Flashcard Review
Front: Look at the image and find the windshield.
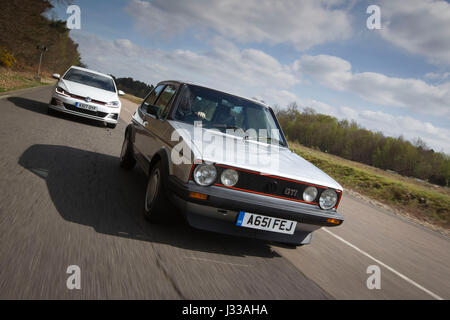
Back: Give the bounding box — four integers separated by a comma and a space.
174, 84, 287, 146
63, 68, 116, 92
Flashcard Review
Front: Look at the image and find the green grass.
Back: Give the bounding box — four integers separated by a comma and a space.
0, 68, 53, 93
290, 143, 450, 230
122, 93, 143, 104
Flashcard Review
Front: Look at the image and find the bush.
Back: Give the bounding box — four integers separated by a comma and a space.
0, 48, 17, 68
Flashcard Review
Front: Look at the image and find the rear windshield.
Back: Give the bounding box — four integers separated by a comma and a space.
63, 68, 116, 92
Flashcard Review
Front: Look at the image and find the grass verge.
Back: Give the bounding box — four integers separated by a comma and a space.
0, 67, 55, 93
122, 93, 143, 104
290, 142, 449, 232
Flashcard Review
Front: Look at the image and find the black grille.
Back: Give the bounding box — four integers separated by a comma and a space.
64, 103, 108, 118
213, 165, 329, 204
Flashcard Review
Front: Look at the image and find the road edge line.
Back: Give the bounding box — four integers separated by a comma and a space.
322, 228, 444, 300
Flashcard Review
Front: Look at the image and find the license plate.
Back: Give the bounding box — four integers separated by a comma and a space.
75, 102, 97, 112
236, 211, 297, 235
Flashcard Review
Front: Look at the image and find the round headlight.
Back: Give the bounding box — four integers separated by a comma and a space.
319, 189, 338, 210
303, 186, 318, 202
193, 164, 217, 186
221, 169, 239, 187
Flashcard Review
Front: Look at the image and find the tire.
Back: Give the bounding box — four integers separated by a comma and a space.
107, 123, 117, 129
143, 161, 168, 223
47, 106, 55, 115
119, 130, 136, 170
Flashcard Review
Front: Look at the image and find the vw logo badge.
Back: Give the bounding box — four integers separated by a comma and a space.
85, 96, 92, 102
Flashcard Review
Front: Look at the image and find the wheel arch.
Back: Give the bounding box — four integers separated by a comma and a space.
148, 148, 173, 188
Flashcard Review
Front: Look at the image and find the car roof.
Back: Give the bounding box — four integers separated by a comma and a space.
68, 66, 113, 79
157, 80, 272, 109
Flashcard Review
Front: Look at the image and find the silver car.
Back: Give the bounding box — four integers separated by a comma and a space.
120, 81, 344, 246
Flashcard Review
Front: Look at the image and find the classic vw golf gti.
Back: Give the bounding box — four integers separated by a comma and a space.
48, 66, 125, 128
120, 81, 343, 246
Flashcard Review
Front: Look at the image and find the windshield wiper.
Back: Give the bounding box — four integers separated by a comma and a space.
205, 124, 240, 130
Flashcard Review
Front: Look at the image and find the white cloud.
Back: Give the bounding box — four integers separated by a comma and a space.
296, 54, 450, 118
379, 0, 450, 65
300, 101, 450, 153
70, 33, 298, 105
125, 0, 352, 51
425, 72, 450, 81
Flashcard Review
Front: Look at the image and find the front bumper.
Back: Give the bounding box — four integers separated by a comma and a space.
167, 177, 343, 245
49, 93, 120, 124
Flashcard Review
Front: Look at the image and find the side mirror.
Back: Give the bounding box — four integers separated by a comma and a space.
118, 90, 125, 96
52, 73, 60, 79
146, 104, 161, 119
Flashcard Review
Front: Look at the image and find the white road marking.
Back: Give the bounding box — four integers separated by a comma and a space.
184, 256, 251, 268
322, 228, 444, 300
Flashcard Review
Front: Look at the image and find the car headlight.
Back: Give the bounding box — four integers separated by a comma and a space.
193, 164, 217, 186
303, 186, 318, 202
55, 86, 69, 96
221, 169, 238, 187
106, 101, 120, 108
319, 189, 338, 210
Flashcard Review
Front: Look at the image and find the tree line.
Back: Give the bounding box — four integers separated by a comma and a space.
111, 76, 154, 99
275, 103, 450, 187
0, 0, 83, 74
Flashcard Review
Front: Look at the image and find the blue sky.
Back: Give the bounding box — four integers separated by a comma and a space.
48, 0, 450, 153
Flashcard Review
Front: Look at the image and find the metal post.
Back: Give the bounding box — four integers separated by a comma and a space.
36, 45, 47, 80
37, 51, 44, 79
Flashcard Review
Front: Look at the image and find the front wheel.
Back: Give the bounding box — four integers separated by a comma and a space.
107, 123, 117, 129
143, 161, 168, 223
119, 130, 136, 170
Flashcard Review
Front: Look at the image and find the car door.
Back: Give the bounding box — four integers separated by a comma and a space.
140, 84, 178, 162
133, 84, 165, 164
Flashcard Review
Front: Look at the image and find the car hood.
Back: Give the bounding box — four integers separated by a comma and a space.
58, 79, 118, 102
169, 121, 343, 190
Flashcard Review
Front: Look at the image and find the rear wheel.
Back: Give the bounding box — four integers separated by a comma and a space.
119, 130, 136, 170
143, 161, 168, 223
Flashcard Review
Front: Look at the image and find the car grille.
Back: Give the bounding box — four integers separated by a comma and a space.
63, 103, 108, 118
204, 164, 333, 206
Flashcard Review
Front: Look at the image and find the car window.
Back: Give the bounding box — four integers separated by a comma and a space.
142, 85, 164, 111
63, 68, 116, 92
154, 85, 176, 117
174, 84, 287, 146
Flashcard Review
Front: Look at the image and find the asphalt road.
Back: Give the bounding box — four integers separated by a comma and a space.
0, 86, 448, 299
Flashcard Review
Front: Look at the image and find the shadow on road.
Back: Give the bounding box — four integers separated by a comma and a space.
7, 96, 106, 128
18, 144, 279, 258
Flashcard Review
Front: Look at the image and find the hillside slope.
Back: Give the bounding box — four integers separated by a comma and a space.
0, 0, 82, 74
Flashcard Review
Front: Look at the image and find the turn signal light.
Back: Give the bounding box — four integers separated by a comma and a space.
326, 218, 341, 225
189, 192, 208, 200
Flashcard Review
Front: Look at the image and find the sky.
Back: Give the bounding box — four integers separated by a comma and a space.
47, 0, 450, 153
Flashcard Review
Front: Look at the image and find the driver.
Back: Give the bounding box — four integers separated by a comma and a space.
177, 90, 206, 121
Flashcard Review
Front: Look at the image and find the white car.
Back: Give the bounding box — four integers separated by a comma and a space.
48, 66, 125, 128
